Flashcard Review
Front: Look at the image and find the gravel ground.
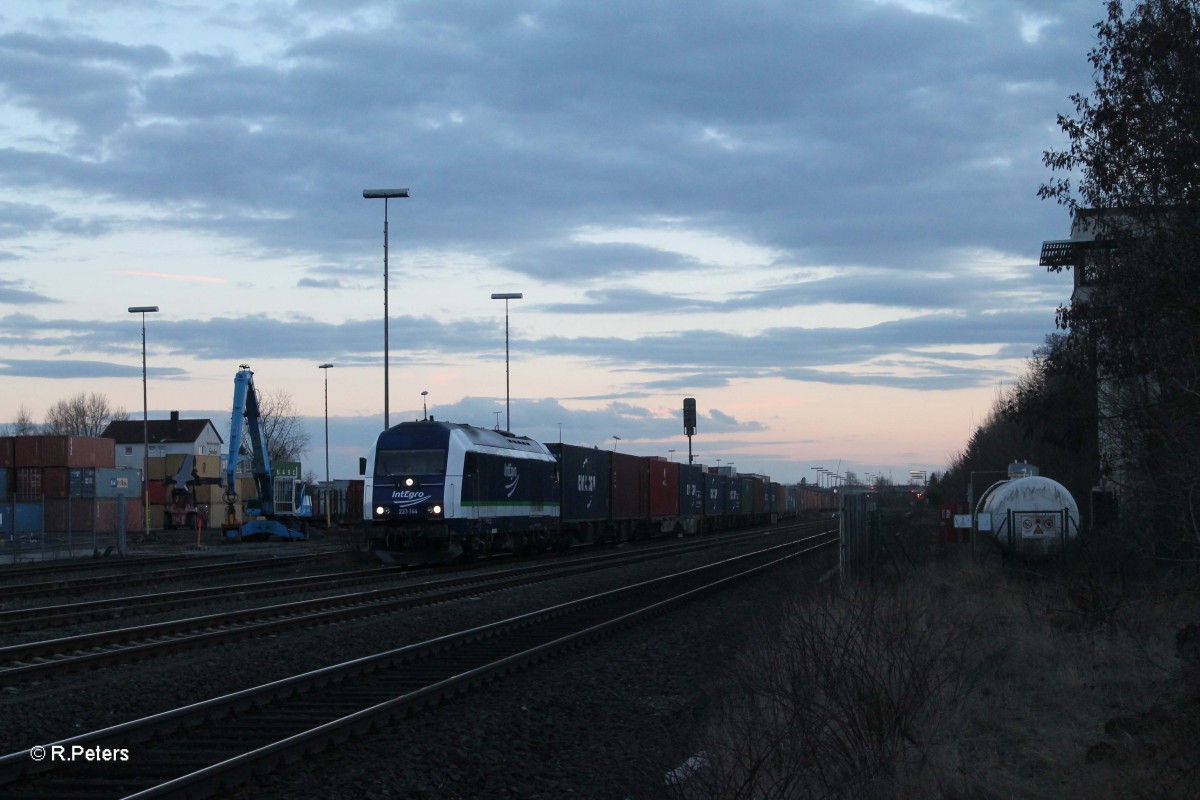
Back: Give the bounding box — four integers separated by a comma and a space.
224, 550, 834, 800
0, 532, 834, 799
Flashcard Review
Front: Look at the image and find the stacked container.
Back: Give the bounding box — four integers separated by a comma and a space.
3, 435, 141, 536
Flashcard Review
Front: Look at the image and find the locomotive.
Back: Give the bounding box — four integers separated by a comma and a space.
361, 419, 833, 562
361, 419, 558, 560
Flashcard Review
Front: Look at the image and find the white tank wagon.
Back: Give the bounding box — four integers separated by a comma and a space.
976, 474, 1080, 558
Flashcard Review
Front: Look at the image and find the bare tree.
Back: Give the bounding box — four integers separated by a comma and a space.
1, 404, 39, 436
255, 389, 311, 464
43, 393, 128, 436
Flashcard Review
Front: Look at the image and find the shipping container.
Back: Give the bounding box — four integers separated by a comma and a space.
0, 436, 13, 469
95, 467, 143, 499
678, 463, 704, 516
14, 435, 115, 468
69, 467, 96, 498
647, 457, 679, 522
16, 467, 42, 498
147, 457, 168, 481
0, 467, 7, 497
610, 451, 649, 522
148, 480, 168, 505
43, 497, 97, 533
195, 454, 221, 477
703, 471, 725, 517
42, 467, 71, 499
164, 454, 188, 480
94, 497, 144, 533
547, 443, 611, 523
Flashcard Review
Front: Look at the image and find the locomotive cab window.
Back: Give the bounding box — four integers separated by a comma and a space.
377, 448, 447, 476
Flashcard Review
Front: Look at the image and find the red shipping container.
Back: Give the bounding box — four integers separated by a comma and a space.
647, 458, 679, 519
611, 451, 649, 521
42, 467, 70, 498
0, 436, 13, 469
14, 435, 115, 468
94, 497, 145, 534
43, 498, 96, 533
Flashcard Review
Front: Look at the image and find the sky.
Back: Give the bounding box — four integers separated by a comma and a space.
0, 0, 1099, 486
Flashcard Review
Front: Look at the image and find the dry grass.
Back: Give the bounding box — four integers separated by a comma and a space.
670, 555, 1200, 800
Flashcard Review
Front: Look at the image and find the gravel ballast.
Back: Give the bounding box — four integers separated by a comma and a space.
1, 536, 834, 798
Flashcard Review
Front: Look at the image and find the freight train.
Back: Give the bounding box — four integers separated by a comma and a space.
360, 419, 837, 562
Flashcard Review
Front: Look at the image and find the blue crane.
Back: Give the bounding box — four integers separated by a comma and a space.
222, 365, 307, 541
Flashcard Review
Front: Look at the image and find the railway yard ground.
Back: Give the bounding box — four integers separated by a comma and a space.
1, 517, 1198, 799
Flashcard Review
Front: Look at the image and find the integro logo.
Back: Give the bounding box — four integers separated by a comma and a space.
504, 463, 520, 497
391, 489, 429, 508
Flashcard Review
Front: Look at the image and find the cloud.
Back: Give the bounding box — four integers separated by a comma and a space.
0, 358, 185, 380
0, 279, 58, 305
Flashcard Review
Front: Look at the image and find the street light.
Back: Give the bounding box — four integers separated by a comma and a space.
421, 390, 428, 421
668, 449, 676, 461
490, 292, 522, 432
318, 364, 334, 483
128, 306, 159, 541
612, 435, 621, 452
362, 187, 410, 431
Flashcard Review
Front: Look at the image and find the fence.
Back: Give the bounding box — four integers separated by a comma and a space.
839, 492, 879, 582
1, 494, 143, 563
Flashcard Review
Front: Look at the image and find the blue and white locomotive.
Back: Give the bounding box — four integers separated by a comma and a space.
362, 420, 560, 561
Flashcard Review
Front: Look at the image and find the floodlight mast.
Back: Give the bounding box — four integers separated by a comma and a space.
127, 305, 159, 544
362, 188, 410, 430
490, 292, 523, 432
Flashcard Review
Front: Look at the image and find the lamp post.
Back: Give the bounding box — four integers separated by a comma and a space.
421, 390, 428, 421
128, 306, 159, 541
318, 364, 334, 483
490, 292, 522, 432
612, 435, 621, 452
362, 187, 410, 431
668, 449, 676, 462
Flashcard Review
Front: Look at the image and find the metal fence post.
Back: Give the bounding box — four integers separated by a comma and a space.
117, 495, 127, 557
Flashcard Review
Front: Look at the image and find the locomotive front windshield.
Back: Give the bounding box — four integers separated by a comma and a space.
376, 448, 447, 477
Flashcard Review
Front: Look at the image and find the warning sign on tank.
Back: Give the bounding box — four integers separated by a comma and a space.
1015, 512, 1058, 539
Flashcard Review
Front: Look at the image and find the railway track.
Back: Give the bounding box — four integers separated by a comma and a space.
0, 564, 406, 634
0, 523, 827, 684
0, 528, 837, 799
0, 551, 342, 602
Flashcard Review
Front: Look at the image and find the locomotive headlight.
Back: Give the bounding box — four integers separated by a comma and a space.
374, 505, 387, 517
404, 477, 415, 487
431, 504, 443, 515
